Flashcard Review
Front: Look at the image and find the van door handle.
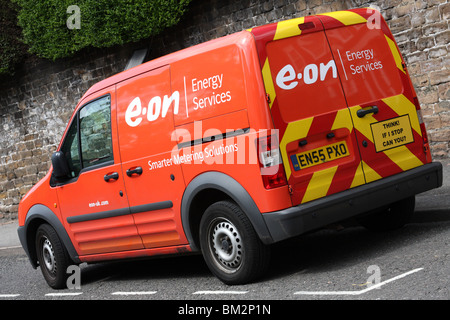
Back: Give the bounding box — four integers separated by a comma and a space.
126, 166, 143, 177
104, 172, 119, 182
357, 106, 379, 118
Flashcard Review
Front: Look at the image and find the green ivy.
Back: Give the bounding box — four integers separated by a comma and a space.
0, 0, 28, 75
13, 0, 192, 60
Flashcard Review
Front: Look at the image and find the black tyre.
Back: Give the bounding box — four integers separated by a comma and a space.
199, 200, 270, 285
35, 223, 72, 289
357, 196, 415, 232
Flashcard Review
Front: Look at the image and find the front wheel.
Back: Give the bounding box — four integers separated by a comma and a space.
35, 223, 72, 289
199, 201, 270, 285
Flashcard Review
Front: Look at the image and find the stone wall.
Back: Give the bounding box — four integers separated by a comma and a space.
0, 0, 449, 220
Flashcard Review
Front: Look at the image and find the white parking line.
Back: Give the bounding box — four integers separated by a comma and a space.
45, 292, 83, 297
294, 268, 423, 296
1, 268, 423, 298
0, 246, 22, 250
111, 291, 157, 296
193, 290, 248, 295
0, 294, 20, 298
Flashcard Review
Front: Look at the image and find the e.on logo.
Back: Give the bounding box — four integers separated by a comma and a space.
125, 91, 180, 127
275, 60, 337, 90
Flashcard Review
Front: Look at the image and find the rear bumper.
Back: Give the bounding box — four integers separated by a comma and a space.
262, 162, 443, 243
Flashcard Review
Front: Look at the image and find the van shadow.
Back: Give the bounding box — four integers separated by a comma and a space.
266, 208, 450, 280
79, 209, 450, 286
79, 253, 210, 286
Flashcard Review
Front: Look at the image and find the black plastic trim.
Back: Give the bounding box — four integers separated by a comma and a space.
263, 162, 443, 243
180, 171, 273, 251
18, 204, 80, 268
66, 200, 173, 224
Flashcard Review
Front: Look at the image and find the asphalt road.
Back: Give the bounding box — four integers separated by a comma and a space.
0, 161, 448, 309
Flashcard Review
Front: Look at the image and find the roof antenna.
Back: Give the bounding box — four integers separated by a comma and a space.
124, 48, 149, 71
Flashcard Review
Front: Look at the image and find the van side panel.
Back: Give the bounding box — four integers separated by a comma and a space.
170, 32, 292, 213
171, 42, 247, 127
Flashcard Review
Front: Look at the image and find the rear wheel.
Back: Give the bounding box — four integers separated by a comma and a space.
35, 223, 72, 289
199, 201, 270, 285
357, 196, 415, 232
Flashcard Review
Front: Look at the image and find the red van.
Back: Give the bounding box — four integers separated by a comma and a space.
18, 8, 442, 288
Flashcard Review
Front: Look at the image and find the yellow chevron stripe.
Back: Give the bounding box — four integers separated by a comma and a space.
385, 35, 406, 74
349, 105, 376, 143
280, 117, 314, 180
350, 161, 366, 188
319, 10, 367, 26
361, 160, 382, 183
261, 58, 276, 109
332, 108, 354, 132
382, 94, 422, 137
273, 17, 304, 41
383, 146, 423, 171
302, 166, 338, 203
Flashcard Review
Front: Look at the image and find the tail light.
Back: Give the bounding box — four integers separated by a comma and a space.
414, 97, 432, 162
257, 134, 288, 189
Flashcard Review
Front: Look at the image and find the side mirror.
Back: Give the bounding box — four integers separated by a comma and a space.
51, 151, 70, 180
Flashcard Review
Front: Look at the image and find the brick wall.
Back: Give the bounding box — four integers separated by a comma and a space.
0, 0, 449, 220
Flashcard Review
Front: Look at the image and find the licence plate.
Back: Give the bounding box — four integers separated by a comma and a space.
290, 141, 350, 171
371, 115, 414, 152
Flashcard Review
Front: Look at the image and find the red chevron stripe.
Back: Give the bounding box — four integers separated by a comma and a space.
289, 172, 313, 204
268, 98, 288, 138
354, 129, 403, 178
326, 164, 354, 196
316, 13, 346, 29
307, 111, 338, 136
250, 22, 277, 68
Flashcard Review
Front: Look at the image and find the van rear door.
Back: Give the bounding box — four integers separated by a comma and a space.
252, 16, 365, 205
318, 9, 428, 183
252, 10, 429, 206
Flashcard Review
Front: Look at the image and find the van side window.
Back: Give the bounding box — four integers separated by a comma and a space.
60, 119, 81, 178
59, 95, 113, 179
79, 95, 113, 169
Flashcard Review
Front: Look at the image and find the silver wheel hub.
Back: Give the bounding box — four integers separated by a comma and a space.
42, 237, 56, 273
210, 219, 243, 271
